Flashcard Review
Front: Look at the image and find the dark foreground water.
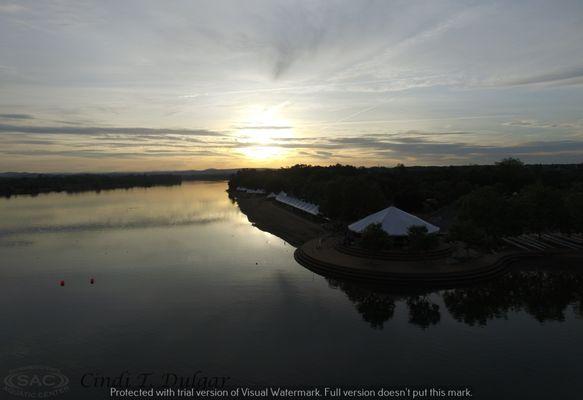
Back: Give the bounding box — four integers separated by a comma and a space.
0, 181, 582, 400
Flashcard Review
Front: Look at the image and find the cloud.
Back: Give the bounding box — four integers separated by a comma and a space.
501, 65, 583, 87
263, 133, 583, 164
0, 113, 35, 120
0, 148, 221, 158
234, 125, 292, 130
0, 124, 224, 136
368, 138, 583, 161
298, 151, 326, 159
365, 130, 473, 137
299, 150, 353, 160
2, 123, 583, 167
0, 3, 26, 14
502, 120, 582, 129
1, 1, 583, 170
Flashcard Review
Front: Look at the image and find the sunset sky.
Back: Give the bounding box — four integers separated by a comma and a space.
1, 0, 583, 172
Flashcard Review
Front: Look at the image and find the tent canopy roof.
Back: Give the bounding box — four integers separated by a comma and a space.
348, 206, 440, 236
275, 191, 320, 216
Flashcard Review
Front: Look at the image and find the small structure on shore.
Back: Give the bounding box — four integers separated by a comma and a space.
348, 206, 440, 236
275, 191, 320, 216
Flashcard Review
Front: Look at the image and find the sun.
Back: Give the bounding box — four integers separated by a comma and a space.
240, 146, 284, 160
237, 104, 293, 161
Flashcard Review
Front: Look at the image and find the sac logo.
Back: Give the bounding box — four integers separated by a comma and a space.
3, 366, 69, 398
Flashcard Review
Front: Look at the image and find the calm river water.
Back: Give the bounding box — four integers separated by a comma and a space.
0, 181, 582, 399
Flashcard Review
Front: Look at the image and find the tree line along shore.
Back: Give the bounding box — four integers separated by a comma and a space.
228, 159, 583, 250
0, 174, 183, 197
0, 172, 232, 198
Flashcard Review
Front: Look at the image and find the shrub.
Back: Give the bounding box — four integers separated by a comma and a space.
360, 223, 390, 251
407, 225, 439, 251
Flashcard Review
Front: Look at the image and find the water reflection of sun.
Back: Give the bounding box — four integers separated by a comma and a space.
237, 104, 292, 161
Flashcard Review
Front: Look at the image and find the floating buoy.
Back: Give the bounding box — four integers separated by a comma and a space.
90, 278, 95, 284
59, 280, 65, 286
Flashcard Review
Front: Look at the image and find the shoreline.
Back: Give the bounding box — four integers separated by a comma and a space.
234, 194, 325, 247
295, 236, 583, 287
234, 192, 583, 287
296, 236, 521, 287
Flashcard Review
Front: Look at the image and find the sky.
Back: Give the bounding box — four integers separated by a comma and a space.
1, 0, 583, 172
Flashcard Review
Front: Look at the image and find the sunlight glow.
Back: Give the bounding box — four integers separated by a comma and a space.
237, 104, 293, 161
240, 146, 285, 160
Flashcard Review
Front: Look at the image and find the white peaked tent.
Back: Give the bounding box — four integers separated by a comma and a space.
348, 206, 440, 236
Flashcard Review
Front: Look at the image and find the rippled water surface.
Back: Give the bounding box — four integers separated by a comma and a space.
1, 181, 582, 399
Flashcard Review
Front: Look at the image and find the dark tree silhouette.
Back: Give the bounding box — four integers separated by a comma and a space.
360, 223, 391, 251
406, 295, 441, 329
229, 161, 583, 241
0, 174, 185, 197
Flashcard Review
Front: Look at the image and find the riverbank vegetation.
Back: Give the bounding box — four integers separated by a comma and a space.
229, 159, 583, 246
359, 224, 439, 252
0, 170, 235, 197
0, 174, 183, 197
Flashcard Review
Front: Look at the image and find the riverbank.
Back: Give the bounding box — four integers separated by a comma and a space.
295, 235, 583, 287
235, 192, 583, 286
235, 195, 325, 246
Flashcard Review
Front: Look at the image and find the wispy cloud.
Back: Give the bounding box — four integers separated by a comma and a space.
231, 131, 583, 162
234, 125, 292, 130
0, 124, 224, 136
0, 3, 27, 14
502, 120, 582, 129
0, 148, 223, 158
500, 65, 583, 87
1, 1, 583, 170
0, 113, 35, 120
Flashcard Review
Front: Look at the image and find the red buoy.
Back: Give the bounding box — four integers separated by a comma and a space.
59, 280, 65, 286
90, 278, 95, 284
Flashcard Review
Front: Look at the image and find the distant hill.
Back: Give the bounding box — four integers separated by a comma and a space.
149, 168, 241, 178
